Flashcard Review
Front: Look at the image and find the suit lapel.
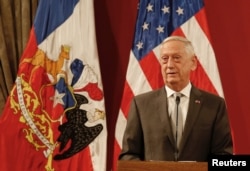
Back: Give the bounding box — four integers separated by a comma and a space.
157, 87, 176, 147
179, 86, 202, 151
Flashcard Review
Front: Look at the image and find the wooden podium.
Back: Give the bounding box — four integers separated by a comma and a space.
117, 161, 208, 171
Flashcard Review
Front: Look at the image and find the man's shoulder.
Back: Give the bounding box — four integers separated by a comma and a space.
193, 86, 225, 101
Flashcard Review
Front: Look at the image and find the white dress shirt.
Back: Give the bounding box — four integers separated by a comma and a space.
165, 83, 191, 129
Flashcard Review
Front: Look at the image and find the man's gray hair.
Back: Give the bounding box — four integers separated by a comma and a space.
161, 36, 195, 56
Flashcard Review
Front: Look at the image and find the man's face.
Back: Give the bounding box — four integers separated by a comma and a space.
160, 40, 197, 91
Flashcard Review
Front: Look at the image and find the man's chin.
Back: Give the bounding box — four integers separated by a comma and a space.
166, 79, 179, 84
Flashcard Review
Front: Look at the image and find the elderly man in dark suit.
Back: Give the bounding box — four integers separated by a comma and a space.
119, 36, 233, 161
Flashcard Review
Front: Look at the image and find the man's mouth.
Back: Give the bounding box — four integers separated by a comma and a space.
167, 71, 177, 75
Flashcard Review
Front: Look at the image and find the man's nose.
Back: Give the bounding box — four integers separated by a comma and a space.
166, 57, 174, 67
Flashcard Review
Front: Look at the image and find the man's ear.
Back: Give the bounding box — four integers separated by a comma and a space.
191, 55, 198, 71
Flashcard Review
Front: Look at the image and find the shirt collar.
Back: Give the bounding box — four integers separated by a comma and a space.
165, 82, 191, 98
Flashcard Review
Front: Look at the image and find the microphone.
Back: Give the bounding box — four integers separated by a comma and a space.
175, 94, 181, 161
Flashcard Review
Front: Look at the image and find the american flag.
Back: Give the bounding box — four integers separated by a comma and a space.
113, 0, 224, 170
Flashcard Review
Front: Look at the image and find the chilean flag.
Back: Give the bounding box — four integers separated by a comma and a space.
0, 0, 107, 171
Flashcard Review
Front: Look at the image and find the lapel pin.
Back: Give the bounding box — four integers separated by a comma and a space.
195, 100, 201, 104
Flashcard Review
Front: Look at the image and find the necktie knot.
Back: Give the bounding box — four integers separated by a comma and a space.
174, 93, 182, 105
175, 94, 181, 105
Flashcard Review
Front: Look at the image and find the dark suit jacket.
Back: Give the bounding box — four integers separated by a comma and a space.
119, 86, 233, 161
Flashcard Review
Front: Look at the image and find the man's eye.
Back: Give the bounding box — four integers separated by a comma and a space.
173, 56, 181, 61
161, 56, 168, 61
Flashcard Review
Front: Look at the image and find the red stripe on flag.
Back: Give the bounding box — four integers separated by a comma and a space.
139, 51, 164, 89
190, 60, 218, 95
120, 81, 135, 119
195, 8, 212, 43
